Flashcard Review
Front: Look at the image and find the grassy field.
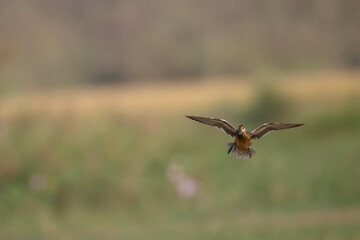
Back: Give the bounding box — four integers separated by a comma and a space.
0, 71, 360, 239
1, 70, 359, 119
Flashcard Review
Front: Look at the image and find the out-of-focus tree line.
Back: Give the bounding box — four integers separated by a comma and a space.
0, 0, 359, 88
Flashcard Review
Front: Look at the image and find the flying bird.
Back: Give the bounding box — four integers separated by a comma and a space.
186, 115, 303, 158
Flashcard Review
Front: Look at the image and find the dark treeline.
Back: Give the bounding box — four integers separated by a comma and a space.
0, 0, 359, 87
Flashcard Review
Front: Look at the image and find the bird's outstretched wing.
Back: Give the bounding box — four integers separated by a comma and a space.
250, 123, 303, 139
186, 116, 237, 137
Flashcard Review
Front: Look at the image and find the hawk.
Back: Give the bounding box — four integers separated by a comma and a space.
186, 115, 303, 158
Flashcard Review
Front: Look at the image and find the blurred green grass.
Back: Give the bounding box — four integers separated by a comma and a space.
0, 91, 360, 239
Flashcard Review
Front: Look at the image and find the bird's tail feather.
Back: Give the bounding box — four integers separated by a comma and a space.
227, 143, 256, 159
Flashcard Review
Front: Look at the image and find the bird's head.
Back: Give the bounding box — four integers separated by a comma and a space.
237, 125, 246, 135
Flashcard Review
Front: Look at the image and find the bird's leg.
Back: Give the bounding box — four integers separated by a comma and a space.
227, 143, 236, 154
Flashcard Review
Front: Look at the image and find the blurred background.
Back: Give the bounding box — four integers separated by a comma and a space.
1, 0, 360, 239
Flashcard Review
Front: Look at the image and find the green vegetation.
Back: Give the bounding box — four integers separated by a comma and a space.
1, 0, 359, 237
0, 93, 359, 239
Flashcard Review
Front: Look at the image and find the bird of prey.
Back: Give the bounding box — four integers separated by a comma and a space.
186, 115, 303, 158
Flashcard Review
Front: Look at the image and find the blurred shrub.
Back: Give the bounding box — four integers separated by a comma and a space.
243, 88, 291, 125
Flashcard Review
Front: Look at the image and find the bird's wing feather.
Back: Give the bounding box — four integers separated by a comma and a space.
250, 123, 303, 139
186, 116, 237, 137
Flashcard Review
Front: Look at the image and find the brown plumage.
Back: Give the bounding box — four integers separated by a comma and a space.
186, 115, 303, 158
